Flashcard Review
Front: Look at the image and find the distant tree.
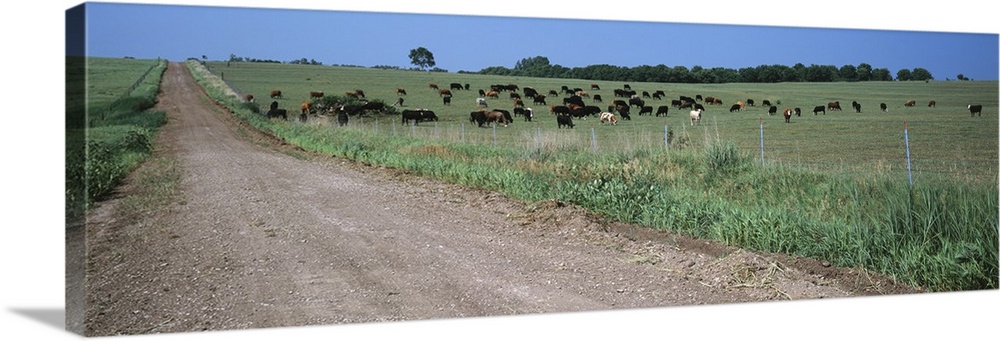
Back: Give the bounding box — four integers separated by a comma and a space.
896, 68, 913, 81
871, 68, 893, 81
408, 47, 436, 70
856, 63, 873, 81
839, 64, 858, 82
911, 68, 933, 81
957, 73, 968, 81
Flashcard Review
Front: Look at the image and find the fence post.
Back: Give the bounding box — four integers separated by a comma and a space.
759, 116, 765, 164
664, 122, 669, 149
591, 127, 598, 152
493, 124, 497, 147
904, 121, 913, 187
374, 118, 378, 134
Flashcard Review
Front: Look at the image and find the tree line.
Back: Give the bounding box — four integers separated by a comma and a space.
472, 56, 937, 83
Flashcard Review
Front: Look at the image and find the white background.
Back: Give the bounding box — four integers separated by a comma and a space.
2, 1, 996, 340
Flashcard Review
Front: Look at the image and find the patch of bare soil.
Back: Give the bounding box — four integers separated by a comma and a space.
75, 63, 921, 337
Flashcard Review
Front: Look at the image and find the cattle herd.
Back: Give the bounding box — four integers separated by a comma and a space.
245, 82, 987, 131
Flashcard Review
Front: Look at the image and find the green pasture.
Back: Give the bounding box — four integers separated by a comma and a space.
209, 61, 998, 184
193, 61, 998, 292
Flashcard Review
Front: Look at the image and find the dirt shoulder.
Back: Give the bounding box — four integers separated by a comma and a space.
78, 62, 921, 336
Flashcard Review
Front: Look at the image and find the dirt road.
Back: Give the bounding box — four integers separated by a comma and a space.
77, 63, 918, 336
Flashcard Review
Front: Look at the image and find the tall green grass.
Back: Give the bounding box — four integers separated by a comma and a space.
66, 57, 168, 220
189, 60, 998, 292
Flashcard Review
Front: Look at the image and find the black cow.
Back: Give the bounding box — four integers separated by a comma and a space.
628, 97, 645, 108
592, 94, 603, 102
655, 106, 669, 117
523, 87, 538, 98
336, 107, 349, 126
443, 95, 452, 106
767, 106, 778, 116
584, 105, 602, 117
557, 114, 575, 129
794, 107, 801, 116
266, 108, 287, 120
969, 104, 983, 117
564, 95, 585, 108
762, 100, 772, 107
746, 99, 755, 107
550, 105, 571, 116
615, 105, 632, 120
638, 106, 654, 116
852, 101, 862, 113
729, 104, 741, 113
514, 107, 534, 122
533, 95, 547, 105
813, 105, 826, 115
880, 103, 888, 112
361, 101, 386, 113
469, 110, 488, 127
450, 82, 463, 90
402, 109, 437, 125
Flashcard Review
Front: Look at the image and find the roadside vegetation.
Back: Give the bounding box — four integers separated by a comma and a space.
66, 57, 168, 221
189, 60, 998, 292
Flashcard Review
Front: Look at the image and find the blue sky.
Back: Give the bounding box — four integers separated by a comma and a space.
80, 1, 1000, 80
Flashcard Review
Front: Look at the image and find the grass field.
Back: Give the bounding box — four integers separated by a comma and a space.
191, 60, 997, 292
209, 61, 998, 184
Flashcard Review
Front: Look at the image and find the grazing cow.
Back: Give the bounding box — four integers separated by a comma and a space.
623, 84, 632, 90
599, 112, 617, 125
439, 89, 452, 97
564, 95, 586, 108
266, 106, 287, 120
813, 105, 826, 115
655, 106, 670, 117
269, 89, 282, 99
767, 105, 778, 116
746, 99, 755, 107
335, 106, 349, 127
450, 83, 464, 90
301, 102, 311, 116
557, 113, 575, 128
852, 102, 862, 113
465, 84, 471, 90
762, 100, 772, 107
428, 83, 439, 90
485, 90, 499, 99
479, 89, 487, 96
671, 99, 684, 108
709, 97, 723, 105
514, 107, 534, 122
443, 95, 452, 106
689, 109, 702, 125
638, 105, 654, 116
904, 99, 916, 107
244, 94, 255, 103
628, 97, 645, 109
510, 92, 522, 100
485, 110, 511, 127
346, 91, 360, 99
828, 101, 842, 111
576, 90, 590, 97
696, 95, 704, 101
880, 103, 888, 112
549, 105, 571, 116
928, 100, 936, 108
533, 95, 547, 105
737, 101, 746, 110
615, 105, 632, 120
642, 91, 651, 98
590, 83, 600, 90
396, 88, 407, 96
470, 110, 489, 127
593, 94, 603, 103
523, 87, 539, 98
968, 104, 983, 117
310, 91, 324, 99
361, 101, 386, 114
783, 108, 792, 123
476, 98, 488, 107
794, 107, 801, 117
393, 97, 405, 107
729, 104, 741, 113
514, 99, 525, 107
694, 103, 706, 112
549, 90, 560, 96
401, 109, 438, 125
354, 89, 366, 98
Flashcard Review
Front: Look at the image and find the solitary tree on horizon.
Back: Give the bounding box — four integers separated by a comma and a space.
408, 47, 436, 71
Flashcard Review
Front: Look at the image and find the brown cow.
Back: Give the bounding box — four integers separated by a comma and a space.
485, 90, 499, 99
439, 89, 452, 97
354, 89, 366, 98
590, 83, 600, 90
269, 89, 282, 98
244, 94, 255, 103
428, 83, 439, 90
396, 87, 407, 96
301, 102, 311, 115
309, 91, 324, 99
828, 101, 842, 111
783, 108, 793, 123
904, 99, 916, 107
